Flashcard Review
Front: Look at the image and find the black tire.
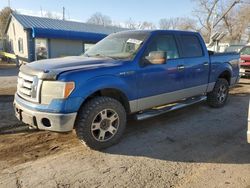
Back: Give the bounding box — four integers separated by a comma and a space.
207, 78, 229, 108
75, 96, 127, 150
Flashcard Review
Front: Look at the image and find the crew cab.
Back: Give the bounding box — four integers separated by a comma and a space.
14, 30, 240, 149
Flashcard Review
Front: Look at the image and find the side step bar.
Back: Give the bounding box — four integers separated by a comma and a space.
135, 96, 207, 121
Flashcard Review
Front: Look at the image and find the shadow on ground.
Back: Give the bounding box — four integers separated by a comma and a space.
0, 66, 18, 77
105, 92, 250, 164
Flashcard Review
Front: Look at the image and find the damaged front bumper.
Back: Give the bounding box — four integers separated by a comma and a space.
14, 94, 77, 132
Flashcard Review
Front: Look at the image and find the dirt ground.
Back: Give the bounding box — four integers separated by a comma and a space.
0, 65, 250, 188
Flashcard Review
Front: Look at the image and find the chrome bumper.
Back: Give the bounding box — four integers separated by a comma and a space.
14, 99, 77, 132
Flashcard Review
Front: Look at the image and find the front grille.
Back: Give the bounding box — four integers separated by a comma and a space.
17, 72, 41, 103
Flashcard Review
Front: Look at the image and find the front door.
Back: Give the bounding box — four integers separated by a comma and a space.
136, 34, 186, 111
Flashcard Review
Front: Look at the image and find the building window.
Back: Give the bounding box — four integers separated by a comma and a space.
18, 38, 23, 53
35, 38, 48, 60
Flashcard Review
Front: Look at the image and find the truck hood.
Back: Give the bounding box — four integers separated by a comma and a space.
20, 56, 122, 80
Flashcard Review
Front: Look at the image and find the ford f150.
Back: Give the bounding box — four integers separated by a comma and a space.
14, 30, 240, 149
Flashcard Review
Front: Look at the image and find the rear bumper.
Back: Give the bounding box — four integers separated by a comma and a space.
14, 98, 77, 132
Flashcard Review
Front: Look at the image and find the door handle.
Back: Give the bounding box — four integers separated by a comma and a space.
203, 62, 209, 66
177, 65, 185, 71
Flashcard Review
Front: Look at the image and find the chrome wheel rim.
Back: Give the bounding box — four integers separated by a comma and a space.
91, 109, 119, 142
217, 85, 227, 103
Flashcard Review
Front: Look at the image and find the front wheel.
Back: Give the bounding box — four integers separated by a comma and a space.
207, 78, 229, 108
75, 97, 127, 150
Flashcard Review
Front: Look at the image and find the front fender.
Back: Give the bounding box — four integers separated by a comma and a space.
69, 75, 137, 111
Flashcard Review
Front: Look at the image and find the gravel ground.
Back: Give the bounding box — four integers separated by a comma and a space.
0, 64, 18, 96
0, 65, 249, 188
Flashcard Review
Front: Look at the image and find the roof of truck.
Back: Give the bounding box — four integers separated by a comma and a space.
116, 29, 198, 35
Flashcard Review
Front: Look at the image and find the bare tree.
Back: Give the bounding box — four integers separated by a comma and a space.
192, 0, 220, 42
125, 18, 138, 29
159, 18, 174, 29
125, 18, 155, 30
0, 7, 12, 37
43, 11, 61, 19
87, 12, 112, 26
138, 21, 156, 30
220, 3, 250, 43
159, 17, 197, 31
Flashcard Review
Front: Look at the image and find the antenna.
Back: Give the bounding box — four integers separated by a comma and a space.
8, 0, 11, 7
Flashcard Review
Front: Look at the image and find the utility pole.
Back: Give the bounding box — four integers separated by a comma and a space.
208, 0, 241, 51
212, 0, 241, 28
63, 7, 65, 20
40, 7, 43, 17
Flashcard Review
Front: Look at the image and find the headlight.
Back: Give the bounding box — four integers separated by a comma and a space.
41, 81, 75, 104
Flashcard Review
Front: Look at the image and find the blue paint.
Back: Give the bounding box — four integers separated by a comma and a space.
16, 30, 240, 114
32, 27, 108, 42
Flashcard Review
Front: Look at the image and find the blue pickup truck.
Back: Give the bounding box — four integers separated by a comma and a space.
14, 30, 240, 149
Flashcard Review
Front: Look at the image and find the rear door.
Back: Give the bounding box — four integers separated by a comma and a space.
177, 34, 210, 94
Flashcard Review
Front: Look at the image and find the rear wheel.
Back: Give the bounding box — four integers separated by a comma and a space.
75, 97, 126, 150
207, 78, 229, 108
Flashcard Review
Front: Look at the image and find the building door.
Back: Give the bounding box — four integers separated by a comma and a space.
35, 38, 48, 60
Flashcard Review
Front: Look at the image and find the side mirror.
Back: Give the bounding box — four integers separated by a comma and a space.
145, 51, 167, 65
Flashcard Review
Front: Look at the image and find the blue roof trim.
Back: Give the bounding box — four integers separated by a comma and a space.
32, 27, 107, 42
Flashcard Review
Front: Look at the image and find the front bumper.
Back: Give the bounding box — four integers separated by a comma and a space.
14, 98, 77, 132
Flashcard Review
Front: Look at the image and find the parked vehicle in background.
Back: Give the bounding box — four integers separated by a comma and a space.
240, 46, 250, 77
14, 30, 240, 149
224, 44, 245, 53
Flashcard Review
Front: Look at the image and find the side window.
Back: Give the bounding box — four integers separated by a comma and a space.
180, 35, 203, 58
144, 35, 179, 60
18, 38, 23, 53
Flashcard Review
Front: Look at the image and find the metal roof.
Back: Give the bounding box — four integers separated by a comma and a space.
8, 13, 127, 41
12, 13, 125, 34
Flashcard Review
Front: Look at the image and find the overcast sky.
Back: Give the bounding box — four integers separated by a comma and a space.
0, 0, 195, 24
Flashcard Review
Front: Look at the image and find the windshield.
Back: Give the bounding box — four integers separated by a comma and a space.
84, 32, 149, 60
240, 46, 250, 55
